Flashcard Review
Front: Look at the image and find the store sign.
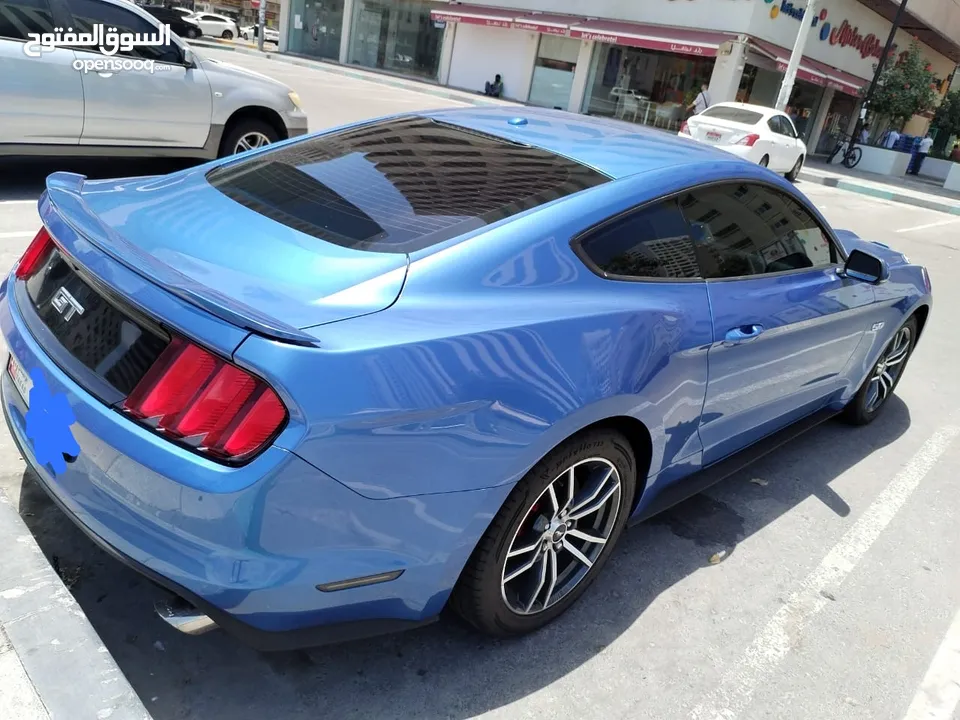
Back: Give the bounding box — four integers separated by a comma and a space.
828, 20, 887, 60
765, 0, 895, 61
568, 29, 715, 56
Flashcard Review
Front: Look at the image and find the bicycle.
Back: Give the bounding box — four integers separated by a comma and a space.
826, 132, 863, 169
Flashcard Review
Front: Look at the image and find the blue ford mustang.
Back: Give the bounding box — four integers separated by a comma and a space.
0, 108, 931, 649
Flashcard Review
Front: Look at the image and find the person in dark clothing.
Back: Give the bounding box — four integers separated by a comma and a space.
484, 74, 503, 98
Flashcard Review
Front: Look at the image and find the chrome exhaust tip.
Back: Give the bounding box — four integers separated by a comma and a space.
155, 597, 218, 636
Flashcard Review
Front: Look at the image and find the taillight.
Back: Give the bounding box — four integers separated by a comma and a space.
736, 134, 760, 147
122, 337, 286, 462
679, 121, 690, 135
15, 227, 55, 279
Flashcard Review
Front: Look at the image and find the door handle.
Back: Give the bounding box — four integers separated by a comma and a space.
723, 324, 764, 346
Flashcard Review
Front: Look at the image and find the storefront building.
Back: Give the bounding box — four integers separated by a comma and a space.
276, 0, 960, 150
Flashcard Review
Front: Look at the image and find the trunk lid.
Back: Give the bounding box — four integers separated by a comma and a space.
686, 116, 751, 146
44, 169, 409, 342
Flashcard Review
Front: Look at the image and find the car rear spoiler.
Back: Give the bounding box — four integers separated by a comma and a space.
42, 172, 319, 346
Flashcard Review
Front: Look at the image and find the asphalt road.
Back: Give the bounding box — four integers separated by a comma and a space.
1, 49, 959, 720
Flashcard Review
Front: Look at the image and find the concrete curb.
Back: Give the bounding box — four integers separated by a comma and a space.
0, 489, 150, 720
798, 170, 960, 215
187, 39, 518, 108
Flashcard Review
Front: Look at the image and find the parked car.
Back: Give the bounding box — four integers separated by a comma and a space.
679, 101, 807, 182
1, 0, 307, 158
188, 11, 239, 39
142, 5, 202, 38
1, 108, 930, 650
240, 24, 279, 43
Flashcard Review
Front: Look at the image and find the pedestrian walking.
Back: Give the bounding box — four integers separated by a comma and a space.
687, 83, 711, 116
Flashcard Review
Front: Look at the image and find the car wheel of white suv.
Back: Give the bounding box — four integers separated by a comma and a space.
219, 119, 279, 157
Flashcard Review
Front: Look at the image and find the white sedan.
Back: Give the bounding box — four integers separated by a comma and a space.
241, 25, 279, 43
679, 102, 806, 182
188, 12, 240, 39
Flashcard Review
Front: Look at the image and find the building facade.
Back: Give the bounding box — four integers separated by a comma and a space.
276, 0, 960, 153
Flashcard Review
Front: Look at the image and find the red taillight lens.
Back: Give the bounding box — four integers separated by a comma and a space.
679, 121, 690, 135
15, 227, 55, 279
122, 337, 286, 462
736, 133, 760, 147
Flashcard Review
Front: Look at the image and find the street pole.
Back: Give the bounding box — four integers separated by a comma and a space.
850, 0, 910, 146
775, 0, 820, 111
257, 0, 266, 52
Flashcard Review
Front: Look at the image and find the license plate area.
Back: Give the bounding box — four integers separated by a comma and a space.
705, 131, 722, 141
7, 353, 32, 407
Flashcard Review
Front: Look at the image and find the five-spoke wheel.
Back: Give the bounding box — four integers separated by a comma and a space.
453, 430, 636, 636
843, 316, 918, 425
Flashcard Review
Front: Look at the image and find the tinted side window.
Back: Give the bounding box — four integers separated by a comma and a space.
0, 0, 55, 40
679, 183, 837, 279
767, 116, 782, 135
578, 200, 700, 280
780, 116, 798, 138
64, 0, 181, 63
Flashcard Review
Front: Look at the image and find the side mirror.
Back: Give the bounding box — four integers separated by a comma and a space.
841, 248, 889, 284
182, 47, 196, 69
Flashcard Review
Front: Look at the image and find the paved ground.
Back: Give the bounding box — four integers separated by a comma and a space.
1, 48, 960, 720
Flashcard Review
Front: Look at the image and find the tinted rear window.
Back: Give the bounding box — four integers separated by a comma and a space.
699, 107, 764, 125
206, 116, 609, 253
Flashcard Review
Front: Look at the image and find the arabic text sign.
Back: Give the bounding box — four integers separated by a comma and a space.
23, 23, 172, 58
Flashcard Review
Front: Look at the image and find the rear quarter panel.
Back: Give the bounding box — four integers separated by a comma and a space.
235, 168, 742, 500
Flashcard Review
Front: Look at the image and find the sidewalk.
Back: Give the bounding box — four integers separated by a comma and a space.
798, 158, 960, 215
187, 38, 520, 109
0, 488, 149, 719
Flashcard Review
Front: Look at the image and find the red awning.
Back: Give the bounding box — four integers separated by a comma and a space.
750, 38, 866, 96
430, 4, 517, 29
750, 39, 826, 87
429, 5, 578, 35
568, 19, 735, 58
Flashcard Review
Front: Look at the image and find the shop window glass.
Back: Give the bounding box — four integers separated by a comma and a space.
287, 0, 343, 60
679, 184, 837, 279
581, 43, 714, 132
527, 35, 580, 110
348, 0, 442, 79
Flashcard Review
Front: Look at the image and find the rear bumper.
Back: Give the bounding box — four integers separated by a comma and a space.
0, 275, 502, 649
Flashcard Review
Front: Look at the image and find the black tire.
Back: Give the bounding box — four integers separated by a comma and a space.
842, 146, 863, 169
221, 29, 234, 39
451, 429, 637, 637
187, 27, 199, 39
759, 155, 769, 168
218, 118, 279, 158
841, 316, 917, 426
785, 154, 803, 182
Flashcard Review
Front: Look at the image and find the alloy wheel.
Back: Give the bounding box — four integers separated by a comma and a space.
500, 458, 622, 615
234, 132, 272, 153
865, 326, 912, 413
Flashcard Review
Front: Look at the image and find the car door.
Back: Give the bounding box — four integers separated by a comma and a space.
198, 13, 226, 36
683, 181, 877, 465
64, 0, 212, 148
574, 198, 712, 484
764, 116, 790, 170
0, 0, 84, 145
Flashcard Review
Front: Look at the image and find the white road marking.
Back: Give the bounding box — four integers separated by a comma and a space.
902, 606, 960, 720
0, 200, 37, 206
897, 218, 960, 233
689, 425, 960, 720
0, 232, 36, 239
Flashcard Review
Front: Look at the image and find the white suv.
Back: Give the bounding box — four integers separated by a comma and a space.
1, 0, 308, 158
188, 11, 239, 39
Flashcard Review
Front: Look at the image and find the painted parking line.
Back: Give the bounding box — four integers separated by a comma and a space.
0, 200, 37, 206
0, 232, 36, 240
688, 424, 960, 720
897, 218, 960, 233
902, 606, 960, 720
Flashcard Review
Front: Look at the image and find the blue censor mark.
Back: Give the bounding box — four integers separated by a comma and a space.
24, 369, 80, 475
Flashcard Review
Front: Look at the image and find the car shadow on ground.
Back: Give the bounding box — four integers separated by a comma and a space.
0, 159, 199, 202
13, 400, 910, 719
